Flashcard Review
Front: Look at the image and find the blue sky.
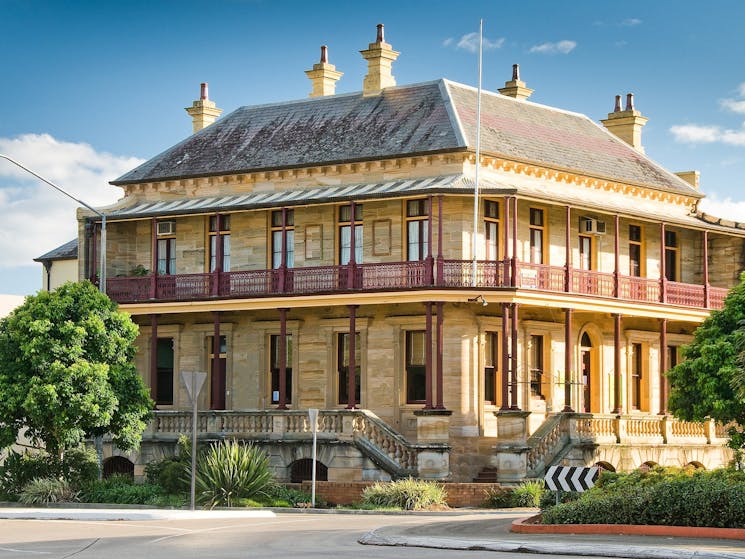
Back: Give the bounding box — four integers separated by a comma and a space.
1, 0, 745, 295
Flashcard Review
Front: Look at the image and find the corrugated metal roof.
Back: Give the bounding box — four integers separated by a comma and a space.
33, 238, 78, 262
106, 175, 513, 219
112, 79, 700, 198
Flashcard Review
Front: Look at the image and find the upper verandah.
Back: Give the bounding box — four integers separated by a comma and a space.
110, 77, 699, 201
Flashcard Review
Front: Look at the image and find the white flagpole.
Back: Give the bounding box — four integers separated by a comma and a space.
471, 19, 484, 287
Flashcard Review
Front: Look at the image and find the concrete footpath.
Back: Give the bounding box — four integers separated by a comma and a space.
358, 512, 745, 559
0, 506, 744, 559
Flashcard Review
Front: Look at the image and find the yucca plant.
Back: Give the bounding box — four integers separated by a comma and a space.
19, 477, 78, 504
511, 479, 545, 507
193, 440, 275, 509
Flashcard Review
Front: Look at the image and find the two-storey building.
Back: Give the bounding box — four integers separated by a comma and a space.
81, 26, 745, 482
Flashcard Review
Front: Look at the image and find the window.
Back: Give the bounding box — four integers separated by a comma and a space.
208, 215, 231, 272
631, 342, 643, 410
529, 335, 544, 398
156, 338, 174, 406
156, 222, 176, 275
337, 332, 361, 405
270, 334, 292, 404
578, 235, 593, 270
664, 230, 678, 281
484, 200, 500, 260
405, 330, 427, 403
529, 208, 544, 264
629, 225, 642, 277
666, 345, 678, 371
271, 209, 294, 269
207, 335, 227, 410
484, 332, 499, 405
406, 199, 429, 261
339, 204, 363, 264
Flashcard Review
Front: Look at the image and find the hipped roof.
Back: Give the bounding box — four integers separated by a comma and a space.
112, 80, 700, 198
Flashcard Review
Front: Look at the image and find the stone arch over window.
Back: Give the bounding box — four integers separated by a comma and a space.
594, 461, 615, 472
639, 461, 658, 472
103, 456, 135, 479
685, 461, 705, 470
290, 458, 328, 483
578, 327, 601, 413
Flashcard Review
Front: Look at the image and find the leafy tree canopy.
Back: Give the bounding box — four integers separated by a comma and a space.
0, 281, 153, 458
667, 273, 745, 426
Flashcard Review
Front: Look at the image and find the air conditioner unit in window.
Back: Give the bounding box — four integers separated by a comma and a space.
580, 217, 606, 235
156, 221, 176, 236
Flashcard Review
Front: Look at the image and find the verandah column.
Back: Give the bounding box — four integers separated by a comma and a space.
500, 303, 510, 410
436, 195, 444, 284
279, 208, 288, 292
612, 313, 622, 414
614, 214, 620, 298
659, 318, 668, 414
150, 314, 158, 403
211, 311, 223, 410
347, 304, 358, 409
563, 308, 574, 412
503, 196, 511, 286
277, 308, 289, 410
212, 213, 222, 296
435, 301, 445, 409
426, 195, 434, 284
150, 218, 157, 298
565, 206, 571, 292
511, 196, 518, 287
659, 222, 666, 303
510, 303, 520, 410
703, 230, 710, 308
425, 301, 433, 409
347, 202, 357, 289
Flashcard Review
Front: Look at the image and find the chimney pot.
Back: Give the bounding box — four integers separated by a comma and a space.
626, 93, 635, 111
376, 23, 384, 43
200, 82, 208, 100
512, 64, 520, 81
320, 45, 328, 63
614, 95, 622, 112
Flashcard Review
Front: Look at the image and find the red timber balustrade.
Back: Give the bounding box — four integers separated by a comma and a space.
106, 257, 728, 309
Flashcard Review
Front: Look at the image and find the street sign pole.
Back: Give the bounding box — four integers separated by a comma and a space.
309, 408, 319, 508
181, 371, 207, 511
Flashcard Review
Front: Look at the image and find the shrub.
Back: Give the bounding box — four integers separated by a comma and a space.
361, 478, 447, 510
0, 446, 98, 496
539, 489, 580, 510
511, 479, 545, 507
266, 485, 315, 507
144, 435, 191, 494
482, 486, 513, 508
193, 440, 275, 509
79, 475, 166, 505
19, 478, 78, 504
542, 467, 745, 528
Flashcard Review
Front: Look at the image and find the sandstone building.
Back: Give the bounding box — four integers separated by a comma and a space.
79, 26, 745, 482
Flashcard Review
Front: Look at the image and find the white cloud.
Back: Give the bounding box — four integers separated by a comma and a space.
670, 124, 745, 146
529, 40, 577, 55
698, 196, 745, 222
720, 98, 745, 114
0, 134, 144, 269
621, 18, 642, 26
448, 32, 505, 53
738, 83, 745, 97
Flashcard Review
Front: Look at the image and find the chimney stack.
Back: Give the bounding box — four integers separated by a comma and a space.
305, 45, 343, 97
675, 170, 700, 189
600, 92, 649, 153
185, 82, 223, 133
360, 23, 399, 96
498, 64, 533, 100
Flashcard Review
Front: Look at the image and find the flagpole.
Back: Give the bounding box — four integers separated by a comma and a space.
471, 19, 483, 287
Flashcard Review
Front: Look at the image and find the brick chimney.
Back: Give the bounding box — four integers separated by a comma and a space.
498, 64, 533, 100
305, 45, 343, 97
185, 83, 223, 133
600, 93, 649, 153
360, 24, 399, 96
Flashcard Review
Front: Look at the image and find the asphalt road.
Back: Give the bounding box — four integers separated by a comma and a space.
0, 512, 620, 559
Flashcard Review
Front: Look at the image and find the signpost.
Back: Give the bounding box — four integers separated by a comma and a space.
181, 371, 207, 511
544, 465, 599, 505
308, 408, 319, 508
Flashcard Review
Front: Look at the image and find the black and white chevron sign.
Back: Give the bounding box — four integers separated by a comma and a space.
544, 466, 599, 492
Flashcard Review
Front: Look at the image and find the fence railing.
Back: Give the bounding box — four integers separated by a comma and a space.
107, 259, 728, 310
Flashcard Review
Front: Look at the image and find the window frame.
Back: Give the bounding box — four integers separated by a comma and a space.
405, 199, 429, 262
269, 333, 293, 405
270, 209, 295, 269
207, 214, 231, 273
628, 223, 645, 277
336, 331, 361, 405
529, 207, 546, 264
405, 330, 427, 404
664, 229, 679, 282
338, 204, 363, 265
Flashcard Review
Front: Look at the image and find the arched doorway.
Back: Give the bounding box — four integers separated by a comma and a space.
290, 459, 328, 483
580, 332, 593, 413
103, 456, 134, 479
594, 461, 615, 472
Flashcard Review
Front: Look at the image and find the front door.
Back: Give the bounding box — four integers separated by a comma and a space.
580, 332, 593, 413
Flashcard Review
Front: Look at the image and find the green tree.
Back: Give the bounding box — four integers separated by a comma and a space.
0, 281, 153, 459
667, 273, 745, 427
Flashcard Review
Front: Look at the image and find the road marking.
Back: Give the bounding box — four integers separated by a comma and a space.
148, 516, 319, 544
0, 546, 51, 554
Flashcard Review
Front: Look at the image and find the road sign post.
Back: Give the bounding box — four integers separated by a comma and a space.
181, 371, 207, 511
308, 408, 319, 508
